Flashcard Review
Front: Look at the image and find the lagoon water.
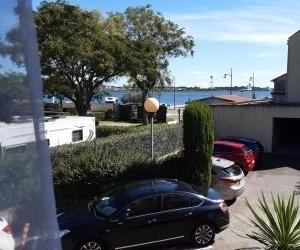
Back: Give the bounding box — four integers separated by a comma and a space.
44, 90, 272, 106
109, 90, 272, 106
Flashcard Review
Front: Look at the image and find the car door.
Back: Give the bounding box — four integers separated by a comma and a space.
155, 193, 194, 244
108, 195, 161, 250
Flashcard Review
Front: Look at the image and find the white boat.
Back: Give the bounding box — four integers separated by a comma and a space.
240, 84, 253, 92
104, 96, 118, 103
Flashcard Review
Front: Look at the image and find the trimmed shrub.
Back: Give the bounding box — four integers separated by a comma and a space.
44, 111, 71, 116
96, 126, 139, 138
87, 111, 106, 122
51, 124, 182, 207
96, 123, 169, 138
183, 102, 214, 186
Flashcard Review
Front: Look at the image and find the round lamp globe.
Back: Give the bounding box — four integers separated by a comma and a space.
144, 97, 160, 113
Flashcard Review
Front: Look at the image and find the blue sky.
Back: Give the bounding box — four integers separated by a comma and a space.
32, 0, 300, 87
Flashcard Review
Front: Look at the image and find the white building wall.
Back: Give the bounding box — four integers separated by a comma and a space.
212, 105, 300, 152
287, 32, 300, 103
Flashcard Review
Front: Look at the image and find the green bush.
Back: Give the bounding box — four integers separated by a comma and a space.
44, 111, 71, 116
51, 124, 182, 207
87, 111, 106, 122
96, 123, 169, 138
183, 102, 214, 186
121, 93, 142, 104
96, 126, 139, 138
62, 107, 78, 115
0, 151, 40, 210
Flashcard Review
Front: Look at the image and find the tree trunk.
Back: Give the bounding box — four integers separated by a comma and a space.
59, 98, 63, 110
141, 90, 148, 125
74, 100, 89, 116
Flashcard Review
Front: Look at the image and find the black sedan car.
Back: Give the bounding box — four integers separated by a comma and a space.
58, 179, 229, 250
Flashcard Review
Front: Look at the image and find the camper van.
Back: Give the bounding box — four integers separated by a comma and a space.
0, 116, 96, 156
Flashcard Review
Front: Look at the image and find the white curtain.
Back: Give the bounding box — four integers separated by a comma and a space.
0, 0, 61, 249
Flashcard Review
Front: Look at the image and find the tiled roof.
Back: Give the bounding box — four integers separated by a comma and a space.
271, 73, 287, 82
213, 95, 251, 103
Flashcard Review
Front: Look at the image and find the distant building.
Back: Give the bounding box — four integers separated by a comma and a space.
188, 95, 251, 105
212, 30, 300, 153
272, 31, 300, 103
271, 73, 287, 103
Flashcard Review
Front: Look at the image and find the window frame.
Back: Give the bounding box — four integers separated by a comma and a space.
123, 193, 204, 219
124, 195, 160, 219
72, 129, 83, 142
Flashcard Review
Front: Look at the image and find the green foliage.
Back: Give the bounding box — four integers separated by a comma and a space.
121, 93, 142, 104
35, 1, 129, 115
0, 151, 40, 210
111, 6, 194, 123
87, 111, 107, 122
183, 102, 213, 186
44, 111, 71, 116
96, 123, 169, 138
245, 193, 300, 250
51, 124, 182, 207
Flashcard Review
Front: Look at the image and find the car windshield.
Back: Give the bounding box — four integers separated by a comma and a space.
222, 165, 242, 176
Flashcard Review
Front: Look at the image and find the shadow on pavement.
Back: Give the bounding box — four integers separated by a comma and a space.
295, 182, 300, 195
225, 198, 237, 207
254, 153, 300, 171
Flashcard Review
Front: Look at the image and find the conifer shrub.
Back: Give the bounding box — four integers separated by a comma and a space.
183, 102, 214, 186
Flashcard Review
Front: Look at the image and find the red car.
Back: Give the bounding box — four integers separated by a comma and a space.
213, 140, 255, 174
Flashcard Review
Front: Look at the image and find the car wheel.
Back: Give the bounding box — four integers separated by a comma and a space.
77, 240, 104, 250
191, 223, 215, 248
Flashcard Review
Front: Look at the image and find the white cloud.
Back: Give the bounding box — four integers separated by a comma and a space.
168, 4, 300, 45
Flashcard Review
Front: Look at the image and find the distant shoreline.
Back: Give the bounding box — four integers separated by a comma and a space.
109, 87, 272, 92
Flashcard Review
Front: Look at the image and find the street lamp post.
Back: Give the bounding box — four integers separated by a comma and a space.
144, 97, 160, 160
173, 76, 176, 109
250, 73, 256, 99
210, 75, 214, 97
224, 68, 233, 95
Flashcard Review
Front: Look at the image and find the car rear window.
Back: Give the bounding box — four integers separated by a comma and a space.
222, 165, 242, 176
242, 146, 251, 152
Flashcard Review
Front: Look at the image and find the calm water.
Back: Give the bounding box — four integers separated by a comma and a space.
44, 90, 272, 106
109, 90, 272, 106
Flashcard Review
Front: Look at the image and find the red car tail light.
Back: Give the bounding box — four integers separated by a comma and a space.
2, 225, 12, 234
219, 202, 228, 214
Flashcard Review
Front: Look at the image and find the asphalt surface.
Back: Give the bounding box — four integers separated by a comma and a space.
168, 154, 300, 250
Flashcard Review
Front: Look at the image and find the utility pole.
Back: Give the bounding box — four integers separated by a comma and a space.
251, 73, 256, 99
173, 76, 176, 109
224, 68, 233, 95
210, 75, 213, 97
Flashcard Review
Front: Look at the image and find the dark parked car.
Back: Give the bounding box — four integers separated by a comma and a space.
217, 136, 264, 163
59, 179, 229, 250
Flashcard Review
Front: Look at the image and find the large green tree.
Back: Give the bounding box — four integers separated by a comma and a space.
34, 1, 130, 115
113, 6, 195, 123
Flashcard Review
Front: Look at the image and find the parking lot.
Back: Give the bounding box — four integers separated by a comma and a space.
171, 153, 300, 250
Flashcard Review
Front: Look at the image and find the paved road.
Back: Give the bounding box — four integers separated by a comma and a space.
169, 154, 300, 250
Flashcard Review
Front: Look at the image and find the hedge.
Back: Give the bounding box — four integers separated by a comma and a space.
96, 123, 169, 138
87, 111, 106, 122
51, 124, 183, 207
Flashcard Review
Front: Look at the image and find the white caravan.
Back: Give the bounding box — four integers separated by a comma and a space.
0, 116, 96, 155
